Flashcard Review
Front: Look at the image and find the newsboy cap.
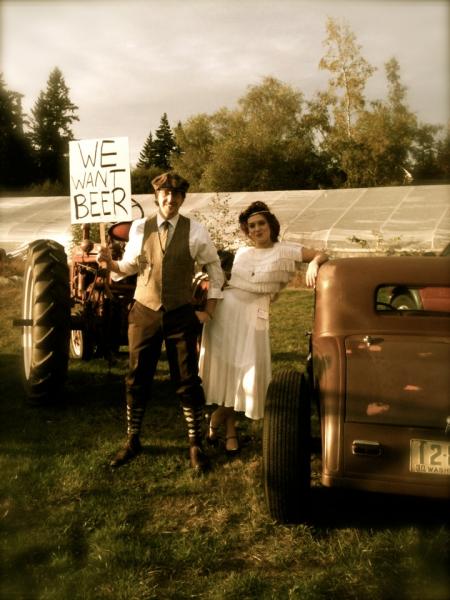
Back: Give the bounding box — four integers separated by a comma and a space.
151, 172, 190, 194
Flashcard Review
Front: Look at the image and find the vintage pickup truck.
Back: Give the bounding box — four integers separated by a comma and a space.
263, 255, 450, 522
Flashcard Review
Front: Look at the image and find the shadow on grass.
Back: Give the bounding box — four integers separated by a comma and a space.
271, 351, 306, 364
1, 516, 96, 600
0, 353, 24, 392
0, 351, 189, 457
300, 487, 450, 530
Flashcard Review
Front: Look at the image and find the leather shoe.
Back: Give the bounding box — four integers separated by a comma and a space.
110, 435, 142, 468
225, 435, 240, 457
189, 445, 210, 474
206, 425, 220, 447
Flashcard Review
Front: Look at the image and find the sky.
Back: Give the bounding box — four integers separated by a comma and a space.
1, 0, 449, 166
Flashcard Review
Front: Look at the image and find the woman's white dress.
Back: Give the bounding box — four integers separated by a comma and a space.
199, 242, 303, 420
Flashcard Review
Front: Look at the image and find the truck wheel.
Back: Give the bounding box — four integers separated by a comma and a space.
263, 369, 311, 523
389, 286, 421, 310
22, 240, 70, 403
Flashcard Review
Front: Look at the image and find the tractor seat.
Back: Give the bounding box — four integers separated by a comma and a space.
108, 221, 132, 242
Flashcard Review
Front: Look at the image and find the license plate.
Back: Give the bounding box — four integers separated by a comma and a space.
410, 439, 450, 475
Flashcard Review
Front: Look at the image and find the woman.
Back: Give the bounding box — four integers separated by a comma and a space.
198, 201, 328, 454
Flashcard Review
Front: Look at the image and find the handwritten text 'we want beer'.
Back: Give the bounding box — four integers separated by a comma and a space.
70, 139, 129, 221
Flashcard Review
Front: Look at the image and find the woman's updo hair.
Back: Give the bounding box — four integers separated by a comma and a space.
238, 201, 280, 242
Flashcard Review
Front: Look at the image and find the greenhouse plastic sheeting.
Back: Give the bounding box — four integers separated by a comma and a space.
0, 185, 448, 255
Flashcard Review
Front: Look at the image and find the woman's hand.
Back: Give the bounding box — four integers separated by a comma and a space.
196, 299, 217, 324
195, 310, 213, 324
305, 259, 320, 288
302, 249, 328, 288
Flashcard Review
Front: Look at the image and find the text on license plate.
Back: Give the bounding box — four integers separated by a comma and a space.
410, 439, 450, 475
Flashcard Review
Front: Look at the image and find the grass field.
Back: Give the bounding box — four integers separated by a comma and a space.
0, 273, 449, 600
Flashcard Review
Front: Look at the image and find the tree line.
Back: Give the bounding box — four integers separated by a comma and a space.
1, 18, 449, 195
0, 67, 78, 193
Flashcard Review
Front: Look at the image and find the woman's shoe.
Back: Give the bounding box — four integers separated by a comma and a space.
225, 435, 240, 456
206, 425, 220, 447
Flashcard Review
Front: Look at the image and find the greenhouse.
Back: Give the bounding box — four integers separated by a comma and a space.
0, 184, 449, 256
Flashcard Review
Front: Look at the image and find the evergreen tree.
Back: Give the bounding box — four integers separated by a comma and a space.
29, 67, 79, 184
0, 74, 34, 189
152, 113, 176, 170
136, 131, 154, 168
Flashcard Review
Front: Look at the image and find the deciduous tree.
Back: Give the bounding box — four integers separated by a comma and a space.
318, 17, 376, 186
319, 17, 375, 139
170, 116, 215, 191
353, 57, 427, 186
411, 122, 443, 182
199, 77, 321, 191
435, 124, 450, 181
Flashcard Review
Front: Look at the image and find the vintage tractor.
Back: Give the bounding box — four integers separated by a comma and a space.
15, 222, 137, 403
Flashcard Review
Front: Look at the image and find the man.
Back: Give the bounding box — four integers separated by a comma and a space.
98, 172, 224, 473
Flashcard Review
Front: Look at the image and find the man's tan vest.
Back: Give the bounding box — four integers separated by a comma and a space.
134, 215, 195, 311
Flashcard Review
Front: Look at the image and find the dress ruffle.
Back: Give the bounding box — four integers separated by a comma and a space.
229, 243, 303, 294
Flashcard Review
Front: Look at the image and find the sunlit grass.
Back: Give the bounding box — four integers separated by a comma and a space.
1, 279, 448, 599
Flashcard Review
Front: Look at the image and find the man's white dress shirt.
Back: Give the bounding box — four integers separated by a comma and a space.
113, 213, 224, 300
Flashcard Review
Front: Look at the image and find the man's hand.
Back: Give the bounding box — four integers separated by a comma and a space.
97, 246, 113, 270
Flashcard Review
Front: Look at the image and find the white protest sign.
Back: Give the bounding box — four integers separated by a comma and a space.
69, 137, 132, 224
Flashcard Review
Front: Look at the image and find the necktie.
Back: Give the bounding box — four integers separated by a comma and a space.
160, 220, 170, 251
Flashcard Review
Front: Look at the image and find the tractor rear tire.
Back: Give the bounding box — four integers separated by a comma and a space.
263, 369, 311, 523
22, 240, 70, 403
